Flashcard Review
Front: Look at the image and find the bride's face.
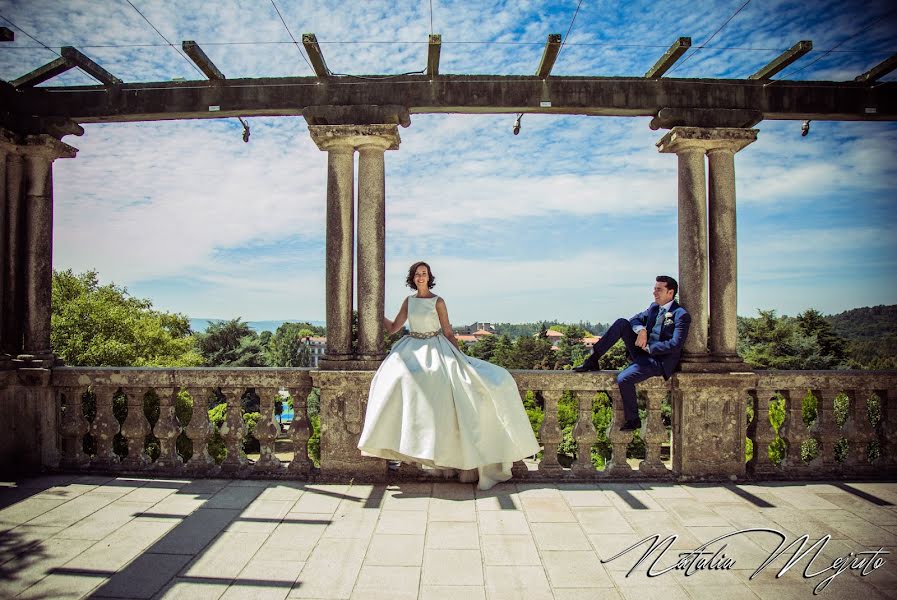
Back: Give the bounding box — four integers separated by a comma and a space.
413, 266, 430, 290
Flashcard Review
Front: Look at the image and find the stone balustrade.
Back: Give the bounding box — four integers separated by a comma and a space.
40, 367, 897, 481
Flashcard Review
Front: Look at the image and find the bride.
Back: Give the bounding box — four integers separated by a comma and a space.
357, 261, 541, 490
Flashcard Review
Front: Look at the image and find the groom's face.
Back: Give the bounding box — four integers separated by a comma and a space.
653, 282, 675, 306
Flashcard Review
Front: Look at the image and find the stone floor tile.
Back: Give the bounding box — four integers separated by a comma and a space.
520, 496, 576, 522
553, 589, 624, 600
481, 534, 541, 566
426, 521, 479, 549
421, 548, 484, 586
255, 516, 330, 562
677, 580, 763, 599
31, 483, 100, 500
16, 570, 107, 599
364, 534, 425, 566
473, 484, 520, 511
65, 519, 179, 571
291, 485, 347, 514
220, 558, 304, 600
0, 497, 68, 526
574, 507, 636, 535
542, 549, 613, 588
428, 497, 477, 522
383, 489, 431, 512
176, 479, 230, 496
203, 484, 265, 510
530, 522, 591, 551
764, 487, 843, 510
483, 565, 552, 600
806, 509, 897, 546
118, 484, 181, 505
663, 498, 732, 527
182, 530, 269, 578
151, 508, 241, 555
350, 565, 420, 600
28, 493, 118, 528
90, 552, 192, 599
152, 577, 231, 600
418, 584, 486, 600
477, 510, 530, 535
289, 538, 367, 598
321, 508, 379, 539
55, 500, 154, 540
683, 484, 751, 504
638, 482, 694, 499
757, 507, 837, 541
587, 533, 649, 569
431, 482, 476, 501
0, 536, 95, 597
616, 584, 691, 600
559, 483, 614, 507
745, 577, 891, 600
227, 499, 293, 533
377, 509, 428, 534
142, 494, 212, 519
514, 483, 561, 498
256, 483, 306, 503
14, 475, 81, 489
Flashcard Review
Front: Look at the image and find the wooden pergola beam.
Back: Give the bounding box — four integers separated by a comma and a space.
0, 27, 13, 42
749, 40, 812, 80
855, 52, 897, 84
61, 46, 122, 86
535, 34, 562, 78
645, 37, 691, 78
302, 33, 330, 78
11, 56, 73, 89
182, 40, 226, 80
427, 34, 441, 78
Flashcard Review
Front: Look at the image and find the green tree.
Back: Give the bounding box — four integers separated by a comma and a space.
51, 269, 202, 367
196, 318, 268, 366
267, 322, 320, 367
737, 309, 845, 370
555, 325, 587, 369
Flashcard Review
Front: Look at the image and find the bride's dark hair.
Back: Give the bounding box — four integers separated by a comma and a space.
406, 261, 436, 290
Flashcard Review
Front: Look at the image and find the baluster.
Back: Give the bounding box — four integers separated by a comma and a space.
780, 388, 810, 470
537, 391, 563, 475
604, 388, 633, 473
219, 388, 247, 470
91, 385, 119, 468
287, 384, 313, 475
120, 387, 151, 470
844, 388, 876, 471
154, 386, 182, 471
255, 387, 282, 470
748, 389, 777, 476
881, 388, 897, 471
510, 390, 531, 480
571, 391, 596, 477
59, 386, 89, 469
639, 389, 668, 475
185, 386, 215, 470
811, 389, 842, 473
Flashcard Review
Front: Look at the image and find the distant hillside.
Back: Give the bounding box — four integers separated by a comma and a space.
190, 318, 325, 334
826, 305, 897, 340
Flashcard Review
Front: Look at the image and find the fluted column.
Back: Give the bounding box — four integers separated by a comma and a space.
707, 130, 756, 361
356, 128, 399, 362
657, 130, 709, 360
309, 127, 357, 363
18, 136, 77, 364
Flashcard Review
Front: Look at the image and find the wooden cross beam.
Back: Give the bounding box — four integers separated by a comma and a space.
855, 52, 897, 84
61, 47, 122, 86
302, 33, 330, 78
182, 41, 226, 80
536, 34, 562, 79
645, 37, 691, 78
427, 34, 441, 78
749, 40, 813, 80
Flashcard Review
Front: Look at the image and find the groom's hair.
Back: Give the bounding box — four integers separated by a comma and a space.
407, 261, 436, 290
656, 275, 678, 295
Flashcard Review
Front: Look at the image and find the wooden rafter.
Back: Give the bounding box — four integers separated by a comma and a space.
749, 40, 812, 80
645, 37, 691, 78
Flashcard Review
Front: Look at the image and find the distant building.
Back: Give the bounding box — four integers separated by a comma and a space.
455, 322, 497, 335
303, 336, 327, 368
583, 336, 601, 350
545, 329, 565, 348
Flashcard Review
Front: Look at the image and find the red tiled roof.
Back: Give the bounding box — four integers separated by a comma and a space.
472, 329, 493, 336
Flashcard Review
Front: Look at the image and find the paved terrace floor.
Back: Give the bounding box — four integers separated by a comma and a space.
1, 476, 896, 600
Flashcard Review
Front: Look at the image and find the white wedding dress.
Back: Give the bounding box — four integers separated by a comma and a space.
358, 295, 541, 490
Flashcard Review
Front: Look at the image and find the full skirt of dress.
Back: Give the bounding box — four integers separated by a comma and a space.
357, 334, 541, 486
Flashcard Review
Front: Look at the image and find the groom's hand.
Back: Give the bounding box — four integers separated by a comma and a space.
635, 329, 648, 350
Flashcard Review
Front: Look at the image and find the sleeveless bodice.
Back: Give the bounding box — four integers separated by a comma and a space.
407, 295, 441, 333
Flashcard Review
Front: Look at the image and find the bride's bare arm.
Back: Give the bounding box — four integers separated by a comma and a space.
384, 298, 409, 335
435, 297, 461, 351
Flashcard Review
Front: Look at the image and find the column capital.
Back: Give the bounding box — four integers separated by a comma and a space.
656, 126, 758, 155
308, 124, 400, 152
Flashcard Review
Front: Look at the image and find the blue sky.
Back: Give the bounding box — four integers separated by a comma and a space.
1, 0, 895, 325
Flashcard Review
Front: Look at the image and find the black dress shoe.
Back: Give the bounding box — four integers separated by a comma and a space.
619, 419, 642, 431
573, 363, 597, 372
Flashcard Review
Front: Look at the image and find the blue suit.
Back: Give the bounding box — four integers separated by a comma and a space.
580, 302, 691, 422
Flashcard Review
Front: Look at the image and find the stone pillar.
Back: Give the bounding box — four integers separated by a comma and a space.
657, 126, 757, 368
356, 128, 399, 362
309, 124, 400, 369
18, 136, 77, 365
0, 143, 9, 364
707, 130, 756, 362
657, 131, 709, 361
309, 128, 356, 364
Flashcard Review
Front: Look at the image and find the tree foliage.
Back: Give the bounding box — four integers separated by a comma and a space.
51, 269, 203, 367
737, 309, 849, 370
196, 318, 268, 366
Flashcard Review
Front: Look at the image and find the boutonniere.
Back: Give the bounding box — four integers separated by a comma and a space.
663, 312, 674, 325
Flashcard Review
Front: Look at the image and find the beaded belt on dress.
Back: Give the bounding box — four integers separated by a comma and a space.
408, 331, 439, 339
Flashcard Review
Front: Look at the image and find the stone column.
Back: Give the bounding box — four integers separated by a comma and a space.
18, 136, 77, 364
657, 130, 710, 361
356, 127, 400, 362
0, 141, 10, 363
309, 127, 357, 364
706, 130, 757, 362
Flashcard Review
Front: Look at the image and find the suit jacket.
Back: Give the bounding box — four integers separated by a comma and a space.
629, 301, 691, 379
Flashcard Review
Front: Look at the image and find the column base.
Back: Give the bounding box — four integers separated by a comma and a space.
14, 353, 56, 369
318, 358, 382, 371
355, 353, 387, 362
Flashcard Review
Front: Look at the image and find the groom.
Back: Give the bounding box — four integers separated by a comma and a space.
574, 275, 691, 431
